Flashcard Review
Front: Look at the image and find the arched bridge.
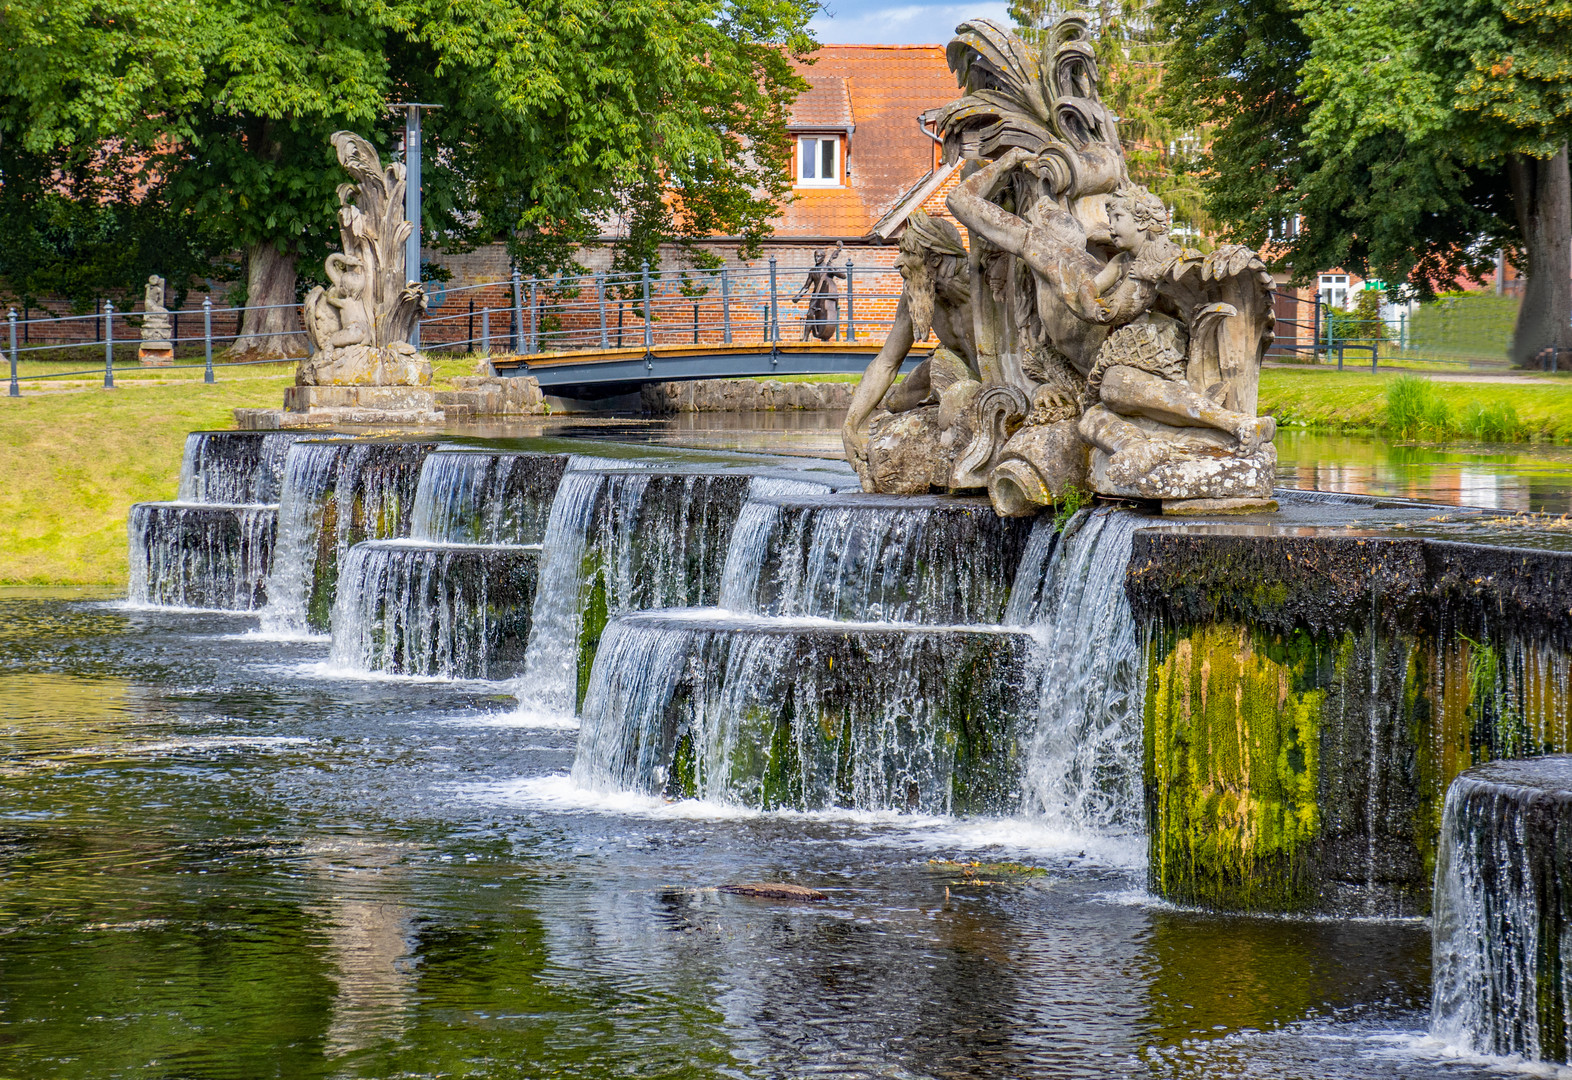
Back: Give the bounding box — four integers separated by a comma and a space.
491, 341, 930, 400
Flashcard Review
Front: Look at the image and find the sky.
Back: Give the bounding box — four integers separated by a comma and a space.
806, 1, 1013, 44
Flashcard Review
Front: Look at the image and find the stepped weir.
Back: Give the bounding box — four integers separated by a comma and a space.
127, 428, 1572, 1068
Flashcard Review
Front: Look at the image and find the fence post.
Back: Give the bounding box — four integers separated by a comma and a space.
103, 302, 115, 388
641, 260, 653, 350
721, 268, 732, 344
1312, 293, 1322, 363
596, 272, 608, 349
529, 280, 539, 353
845, 261, 856, 341
203, 299, 214, 383
8, 309, 17, 397
1372, 339, 1378, 373
511, 269, 523, 353
768, 256, 778, 343
481, 306, 491, 355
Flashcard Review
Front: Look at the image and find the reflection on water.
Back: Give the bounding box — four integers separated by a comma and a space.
1275, 430, 1572, 513
0, 591, 1507, 1078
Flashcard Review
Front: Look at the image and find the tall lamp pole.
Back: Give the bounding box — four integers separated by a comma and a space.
390, 102, 441, 349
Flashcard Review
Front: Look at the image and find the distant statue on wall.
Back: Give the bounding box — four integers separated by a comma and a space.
139, 275, 174, 366
845, 16, 1278, 513
298, 131, 431, 388
794, 241, 846, 342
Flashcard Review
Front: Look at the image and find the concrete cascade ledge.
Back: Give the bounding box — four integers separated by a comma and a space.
641, 379, 854, 414
234, 376, 548, 429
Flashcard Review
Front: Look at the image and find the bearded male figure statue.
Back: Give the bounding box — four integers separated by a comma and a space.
844, 15, 1279, 514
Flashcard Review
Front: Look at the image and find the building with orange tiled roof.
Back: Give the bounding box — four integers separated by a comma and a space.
772, 44, 963, 244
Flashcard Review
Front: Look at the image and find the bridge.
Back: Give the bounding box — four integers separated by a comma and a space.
491, 340, 929, 400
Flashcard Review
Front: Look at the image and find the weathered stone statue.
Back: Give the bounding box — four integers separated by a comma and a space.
794, 242, 847, 342
139, 275, 174, 366
298, 131, 431, 388
845, 15, 1278, 514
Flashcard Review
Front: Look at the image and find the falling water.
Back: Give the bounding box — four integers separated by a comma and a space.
262, 441, 433, 635
573, 611, 1037, 812
717, 491, 1031, 623
518, 463, 752, 713
176, 431, 311, 504
127, 502, 277, 610
1431, 758, 1572, 1064
328, 540, 539, 679
1010, 507, 1146, 837
408, 450, 568, 545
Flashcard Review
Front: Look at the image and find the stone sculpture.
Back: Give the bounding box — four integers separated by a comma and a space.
298, 131, 431, 388
845, 15, 1277, 514
794, 241, 847, 342
139, 275, 174, 366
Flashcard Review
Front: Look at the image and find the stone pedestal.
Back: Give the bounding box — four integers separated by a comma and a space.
235, 377, 548, 430
139, 341, 174, 366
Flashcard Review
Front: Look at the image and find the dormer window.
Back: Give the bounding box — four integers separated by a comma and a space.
797, 135, 841, 187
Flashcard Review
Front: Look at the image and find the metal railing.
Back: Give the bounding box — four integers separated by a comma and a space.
5, 259, 909, 396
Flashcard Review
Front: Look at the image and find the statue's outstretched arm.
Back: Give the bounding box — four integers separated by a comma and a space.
843, 296, 917, 460
946, 148, 1031, 254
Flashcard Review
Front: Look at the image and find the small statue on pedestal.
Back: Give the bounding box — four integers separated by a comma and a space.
139, 275, 174, 366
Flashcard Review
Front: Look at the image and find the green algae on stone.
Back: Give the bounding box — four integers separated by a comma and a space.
1145, 624, 1326, 911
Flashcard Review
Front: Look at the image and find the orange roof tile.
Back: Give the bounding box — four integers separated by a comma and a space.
777, 44, 961, 240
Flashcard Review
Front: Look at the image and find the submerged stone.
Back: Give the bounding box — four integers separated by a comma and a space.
329, 540, 539, 679
1432, 756, 1572, 1064
573, 611, 1038, 814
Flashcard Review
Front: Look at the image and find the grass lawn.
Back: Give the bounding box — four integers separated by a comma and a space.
1259, 368, 1572, 442
0, 355, 489, 587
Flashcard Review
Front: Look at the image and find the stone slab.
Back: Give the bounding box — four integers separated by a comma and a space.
284, 385, 438, 412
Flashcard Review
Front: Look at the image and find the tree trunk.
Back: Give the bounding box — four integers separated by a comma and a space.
1507, 145, 1572, 369
230, 242, 302, 360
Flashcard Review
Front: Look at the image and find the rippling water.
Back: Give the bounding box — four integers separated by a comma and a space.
0, 590, 1509, 1079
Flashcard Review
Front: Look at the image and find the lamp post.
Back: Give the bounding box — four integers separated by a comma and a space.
389, 102, 441, 349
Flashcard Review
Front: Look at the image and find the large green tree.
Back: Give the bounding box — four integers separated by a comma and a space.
0, 0, 813, 357
1155, 0, 1569, 367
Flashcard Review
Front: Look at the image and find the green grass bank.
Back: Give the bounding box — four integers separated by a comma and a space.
3, 365, 1570, 587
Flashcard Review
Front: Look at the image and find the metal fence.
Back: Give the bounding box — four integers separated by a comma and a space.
28, 269, 1539, 397
1266, 289, 1532, 372
5, 258, 911, 397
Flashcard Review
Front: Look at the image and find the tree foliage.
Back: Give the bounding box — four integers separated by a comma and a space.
1154, 0, 1572, 363
0, 0, 816, 315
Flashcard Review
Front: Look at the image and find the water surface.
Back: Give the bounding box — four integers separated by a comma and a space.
0, 589, 1505, 1078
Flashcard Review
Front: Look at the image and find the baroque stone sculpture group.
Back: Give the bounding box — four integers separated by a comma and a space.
298, 15, 1278, 515
843, 16, 1279, 515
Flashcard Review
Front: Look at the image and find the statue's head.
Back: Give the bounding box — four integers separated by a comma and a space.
897, 210, 970, 338
1107, 186, 1169, 251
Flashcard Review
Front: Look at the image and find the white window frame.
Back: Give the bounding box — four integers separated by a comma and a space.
1318, 273, 1350, 310
796, 135, 841, 187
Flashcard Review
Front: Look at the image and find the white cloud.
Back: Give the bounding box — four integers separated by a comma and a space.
808, 2, 1015, 45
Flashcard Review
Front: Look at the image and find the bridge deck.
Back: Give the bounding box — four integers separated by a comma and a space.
491, 340, 929, 397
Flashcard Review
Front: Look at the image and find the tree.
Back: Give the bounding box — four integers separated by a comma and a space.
0, 0, 814, 357
1010, 0, 1209, 233
1154, 0, 1569, 367
1297, 0, 1572, 366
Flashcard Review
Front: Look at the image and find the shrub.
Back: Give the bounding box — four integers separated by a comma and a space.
1460, 400, 1525, 442
1385, 375, 1453, 438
